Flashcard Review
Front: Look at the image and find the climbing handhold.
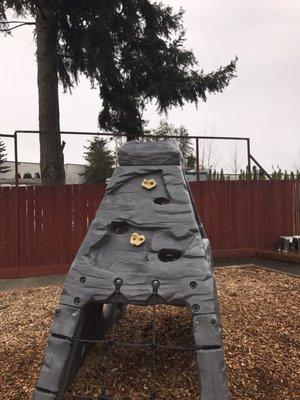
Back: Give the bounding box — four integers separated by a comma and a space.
141, 178, 157, 190
130, 232, 146, 246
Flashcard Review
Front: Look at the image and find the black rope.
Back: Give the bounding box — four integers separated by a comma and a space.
98, 280, 123, 399
71, 337, 150, 348
157, 344, 194, 351
149, 281, 160, 400
71, 337, 194, 351
98, 303, 119, 399
72, 395, 114, 400
69, 291, 196, 400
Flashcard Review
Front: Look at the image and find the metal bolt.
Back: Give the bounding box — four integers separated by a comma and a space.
211, 319, 217, 325
55, 308, 60, 315
115, 278, 122, 286
190, 281, 197, 289
152, 280, 160, 289
195, 320, 200, 326
114, 278, 123, 294
72, 312, 77, 319
79, 276, 86, 284
74, 297, 80, 305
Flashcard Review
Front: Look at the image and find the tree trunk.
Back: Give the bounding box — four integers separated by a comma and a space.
36, 9, 65, 185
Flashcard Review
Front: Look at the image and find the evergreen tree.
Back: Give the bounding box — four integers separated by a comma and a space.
83, 137, 115, 184
1, 1, 237, 185
284, 170, 289, 180
219, 168, 225, 181
246, 165, 251, 180
277, 168, 283, 180
258, 168, 265, 180
23, 172, 33, 178
212, 169, 217, 181
0, 139, 11, 174
207, 167, 212, 181
252, 165, 258, 180
186, 154, 196, 170
290, 171, 295, 180
149, 120, 194, 161
296, 170, 300, 180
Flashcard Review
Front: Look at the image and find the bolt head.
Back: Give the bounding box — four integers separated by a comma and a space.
115, 278, 122, 286
74, 297, 80, 305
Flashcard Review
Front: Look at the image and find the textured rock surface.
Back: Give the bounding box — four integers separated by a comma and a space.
32, 139, 229, 400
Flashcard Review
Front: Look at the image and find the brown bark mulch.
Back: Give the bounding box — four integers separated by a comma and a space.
0, 267, 299, 400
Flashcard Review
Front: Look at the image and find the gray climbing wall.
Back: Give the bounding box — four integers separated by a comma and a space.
32, 139, 230, 400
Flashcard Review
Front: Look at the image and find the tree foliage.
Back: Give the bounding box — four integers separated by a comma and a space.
0, 1, 237, 137
83, 137, 115, 184
0, 139, 11, 174
186, 154, 196, 169
148, 120, 194, 161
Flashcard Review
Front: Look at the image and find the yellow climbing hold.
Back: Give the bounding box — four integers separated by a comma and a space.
141, 178, 157, 190
130, 232, 146, 247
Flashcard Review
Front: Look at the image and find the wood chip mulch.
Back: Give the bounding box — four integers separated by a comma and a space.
0, 267, 299, 400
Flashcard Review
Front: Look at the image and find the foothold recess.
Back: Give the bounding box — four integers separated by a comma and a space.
110, 221, 129, 234
141, 178, 157, 190
158, 249, 182, 262
130, 232, 146, 247
153, 197, 169, 205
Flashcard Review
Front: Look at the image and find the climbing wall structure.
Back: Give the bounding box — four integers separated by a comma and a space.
32, 139, 230, 400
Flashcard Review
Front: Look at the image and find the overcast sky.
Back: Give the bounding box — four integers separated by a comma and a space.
1, 0, 299, 172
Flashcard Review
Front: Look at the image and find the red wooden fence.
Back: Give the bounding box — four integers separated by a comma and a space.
0, 181, 299, 279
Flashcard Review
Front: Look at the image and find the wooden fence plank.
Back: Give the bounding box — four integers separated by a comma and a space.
0, 181, 299, 278
26, 187, 35, 266
34, 185, 44, 267
1, 188, 11, 267
18, 187, 28, 267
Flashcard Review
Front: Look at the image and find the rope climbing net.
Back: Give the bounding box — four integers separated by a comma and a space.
66, 281, 197, 400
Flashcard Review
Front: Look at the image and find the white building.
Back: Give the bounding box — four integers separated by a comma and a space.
0, 161, 86, 185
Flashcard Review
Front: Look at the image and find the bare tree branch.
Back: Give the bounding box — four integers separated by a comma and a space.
0, 20, 35, 33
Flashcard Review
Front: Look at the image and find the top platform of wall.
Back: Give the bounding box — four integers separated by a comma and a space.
118, 139, 184, 166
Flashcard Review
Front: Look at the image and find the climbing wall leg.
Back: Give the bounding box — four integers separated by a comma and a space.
32, 302, 107, 399
193, 313, 230, 400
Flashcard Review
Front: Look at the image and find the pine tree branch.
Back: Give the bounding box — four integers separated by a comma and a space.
0, 21, 35, 32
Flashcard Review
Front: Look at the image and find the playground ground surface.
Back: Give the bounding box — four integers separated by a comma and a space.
0, 266, 299, 400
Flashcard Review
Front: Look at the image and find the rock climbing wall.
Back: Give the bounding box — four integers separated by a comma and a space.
32, 139, 230, 400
